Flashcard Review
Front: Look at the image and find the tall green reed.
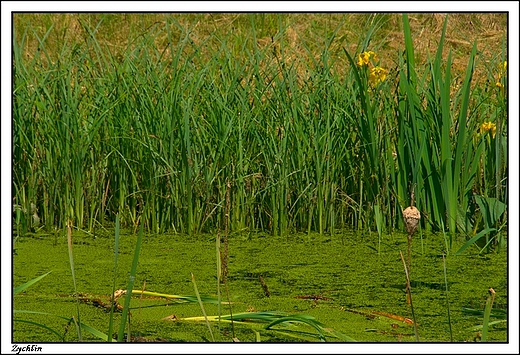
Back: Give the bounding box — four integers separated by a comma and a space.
395, 14, 506, 252
13, 14, 506, 243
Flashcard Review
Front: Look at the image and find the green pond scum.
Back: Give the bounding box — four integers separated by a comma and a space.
13, 229, 507, 342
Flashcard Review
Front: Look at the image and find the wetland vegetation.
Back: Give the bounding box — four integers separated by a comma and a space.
11, 12, 508, 344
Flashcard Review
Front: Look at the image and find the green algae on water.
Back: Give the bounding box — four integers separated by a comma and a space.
13, 230, 507, 342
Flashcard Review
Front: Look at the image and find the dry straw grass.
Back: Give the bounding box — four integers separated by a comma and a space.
14, 13, 506, 81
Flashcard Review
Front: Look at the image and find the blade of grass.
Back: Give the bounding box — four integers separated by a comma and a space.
454, 227, 497, 256
265, 315, 328, 342
216, 232, 222, 330
66, 219, 82, 340
462, 307, 506, 318
374, 204, 383, 254
127, 289, 225, 304
117, 221, 144, 342
442, 254, 453, 341
191, 272, 215, 342
107, 213, 121, 342
471, 320, 507, 331
181, 311, 355, 342
14, 271, 51, 294
481, 288, 496, 341
399, 250, 419, 342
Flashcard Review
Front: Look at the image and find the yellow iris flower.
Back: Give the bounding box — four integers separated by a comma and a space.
357, 51, 377, 67
480, 122, 497, 138
369, 66, 388, 86
356, 50, 387, 89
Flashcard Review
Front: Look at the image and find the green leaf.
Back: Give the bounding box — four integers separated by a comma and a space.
454, 228, 497, 256
474, 195, 507, 229
14, 271, 51, 294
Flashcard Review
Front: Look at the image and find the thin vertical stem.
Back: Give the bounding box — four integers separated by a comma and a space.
442, 254, 453, 342
400, 251, 419, 342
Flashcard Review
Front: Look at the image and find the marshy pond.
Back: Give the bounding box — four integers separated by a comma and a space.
13, 229, 507, 342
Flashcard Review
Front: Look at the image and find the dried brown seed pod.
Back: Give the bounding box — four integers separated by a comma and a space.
403, 206, 421, 236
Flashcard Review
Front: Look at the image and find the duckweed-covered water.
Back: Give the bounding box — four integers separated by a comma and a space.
13, 229, 507, 342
